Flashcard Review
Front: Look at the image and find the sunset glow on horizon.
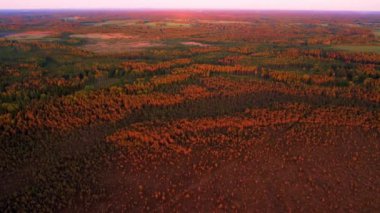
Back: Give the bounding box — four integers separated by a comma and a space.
1, 0, 380, 11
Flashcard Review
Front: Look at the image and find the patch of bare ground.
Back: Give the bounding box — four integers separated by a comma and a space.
5, 31, 55, 40
70, 33, 134, 40
82, 41, 164, 54
181, 41, 209, 47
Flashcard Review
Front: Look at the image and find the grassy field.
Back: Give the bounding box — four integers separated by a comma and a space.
4, 31, 56, 40
144, 21, 192, 28
375, 30, 380, 37
70, 33, 134, 40
93, 19, 139, 26
81, 41, 164, 53
332, 45, 380, 53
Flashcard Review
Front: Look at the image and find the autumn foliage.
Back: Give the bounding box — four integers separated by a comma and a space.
0, 10, 379, 212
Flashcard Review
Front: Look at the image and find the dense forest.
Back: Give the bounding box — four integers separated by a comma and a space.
0, 10, 379, 211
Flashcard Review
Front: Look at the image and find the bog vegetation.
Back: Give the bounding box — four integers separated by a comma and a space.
0, 10, 379, 212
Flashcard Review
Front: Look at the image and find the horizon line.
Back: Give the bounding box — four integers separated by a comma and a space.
0, 8, 380, 13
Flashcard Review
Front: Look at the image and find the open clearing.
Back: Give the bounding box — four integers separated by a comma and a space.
93, 20, 140, 26
4, 31, 55, 40
82, 41, 164, 53
180, 41, 209, 47
374, 30, 380, 37
146, 21, 191, 28
332, 45, 380, 53
62, 16, 82, 22
70, 33, 134, 40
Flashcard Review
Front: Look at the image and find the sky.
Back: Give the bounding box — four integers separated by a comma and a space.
0, 0, 380, 11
